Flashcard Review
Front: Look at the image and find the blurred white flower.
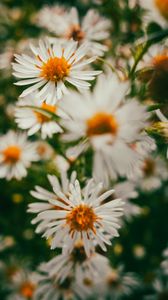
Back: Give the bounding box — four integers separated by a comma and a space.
139, 0, 168, 27
15, 93, 67, 139
37, 5, 111, 56
61, 73, 149, 185
29, 174, 124, 256
34, 263, 93, 300
137, 44, 168, 72
44, 242, 110, 283
132, 154, 168, 191
0, 131, 39, 180
12, 39, 101, 105
36, 141, 54, 160
95, 265, 140, 300
6, 269, 38, 300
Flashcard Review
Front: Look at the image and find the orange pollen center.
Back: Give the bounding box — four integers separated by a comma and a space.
155, 0, 168, 20
65, 24, 85, 42
66, 204, 98, 233
153, 53, 168, 71
35, 102, 57, 123
86, 112, 118, 136
19, 282, 35, 298
3, 145, 21, 163
40, 56, 71, 82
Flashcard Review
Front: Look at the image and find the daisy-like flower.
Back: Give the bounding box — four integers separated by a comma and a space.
34, 263, 93, 300
60, 73, 149, 185
36, 141, 54, 160
139, 0, 168, 27
29, 173, 124, 256
6, 269, 38, 300
37, 5, 111, 56
96, 265, 140, 300
0, 131, 39, 180
12, 39, 101, 105
132, 154, 168, 191
28, 171, 77, 236
137, 44, 168, 73
15, 93, 67, 139
44, 241, 110, 283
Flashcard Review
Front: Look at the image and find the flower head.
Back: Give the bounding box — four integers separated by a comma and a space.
0, 131, 39, 180
131, 153, 168, 191
140, 0, 168, 27
61, 73, 149, 185
37, 6, 111, 56
12, 39, 101, 105
29, 173, 124, 256
98, 265, 140, 300
15, 93, 67, 139
44, 243, 110, 283
34, 262, 93, 300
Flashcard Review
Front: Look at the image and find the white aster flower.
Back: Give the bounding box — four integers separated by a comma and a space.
96, 265, 140, 300
137, 44, 168, 72
0, 131, 39, 180
15, 93, 67, 139
29, 173, 124, 256
36, 141, 54, 160
61, 73, 149, 185
34, 263, 92, 300
132, 154, 168, 191
6, 269, 38, 300
28, 171, 77, 236
44, 242, 110, 283
37, 5, 111, 56
12, 39, 101, 105
139, 0, 168, 27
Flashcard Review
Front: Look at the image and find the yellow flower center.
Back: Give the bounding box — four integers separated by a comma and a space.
152, 52, 168, 72
66, 204, 98, 233
86, 112, 118, 136
2, 145, 21, 163
19, 281, 35, 298
155, 0, 168, 20
35, 102, 57, 123
40, 56, 71, 82
65, 24, 85, 42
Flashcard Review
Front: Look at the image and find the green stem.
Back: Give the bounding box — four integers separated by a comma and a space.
129, 28, 168, 78
18, 105, 59, 121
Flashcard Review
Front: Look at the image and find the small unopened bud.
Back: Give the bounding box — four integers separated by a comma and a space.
147, 122, 168, 140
